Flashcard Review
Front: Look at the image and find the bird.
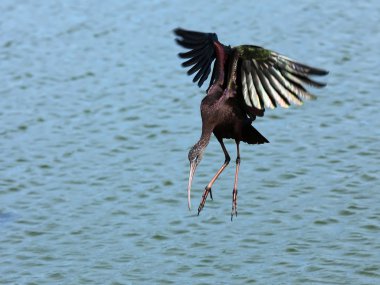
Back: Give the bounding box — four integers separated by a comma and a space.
174, 28, 328, 220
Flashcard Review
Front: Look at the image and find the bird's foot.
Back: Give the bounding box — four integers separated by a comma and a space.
231, 206, 238, 221
198, 186, 212, 216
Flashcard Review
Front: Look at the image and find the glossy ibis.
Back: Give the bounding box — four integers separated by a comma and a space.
174, 28, 328, 220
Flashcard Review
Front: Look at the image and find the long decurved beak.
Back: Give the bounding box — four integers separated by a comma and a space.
187, 162, 196, 210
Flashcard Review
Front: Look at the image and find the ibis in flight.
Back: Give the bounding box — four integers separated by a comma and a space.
174, 28, 328, 220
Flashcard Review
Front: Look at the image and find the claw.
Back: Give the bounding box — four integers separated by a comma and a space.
198, 203, 204, 216
231, 207, 237, 221
197, 186, 211, 216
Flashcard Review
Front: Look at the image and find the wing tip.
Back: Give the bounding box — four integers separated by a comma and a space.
316, 69, 329, 76
174, 27, 217, 88
174, 27, 218, 42
173, 27, 181, 34
308, 93, 317, 101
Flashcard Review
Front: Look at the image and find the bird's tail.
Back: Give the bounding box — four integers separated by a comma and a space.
243, 125, 269, 145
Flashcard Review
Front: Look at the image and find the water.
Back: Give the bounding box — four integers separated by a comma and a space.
1, 0, 379, 284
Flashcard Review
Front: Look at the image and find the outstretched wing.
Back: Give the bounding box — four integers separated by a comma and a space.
237, 45, 328, 110
174, 28, 218, 87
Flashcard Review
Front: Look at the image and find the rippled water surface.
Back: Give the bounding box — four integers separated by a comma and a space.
1, 1, 380, 284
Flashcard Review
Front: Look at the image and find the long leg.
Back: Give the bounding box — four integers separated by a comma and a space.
231, 141, 240, 221
198, 138, 230, 215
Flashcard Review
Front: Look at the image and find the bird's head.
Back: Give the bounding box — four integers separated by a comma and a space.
188, 144, 204, 168
187, 142, 206, 210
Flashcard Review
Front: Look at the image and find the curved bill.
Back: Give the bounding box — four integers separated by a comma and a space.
187, 162, 196, 210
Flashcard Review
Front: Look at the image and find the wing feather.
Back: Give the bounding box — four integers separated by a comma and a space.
193, 56, 213, 83
251, 60, 275, 109
279, 68, 326, 88
266, 66, 303, 105
175, 39, 209, 50
241, 67, 251, 107
258, 63, 289, 108
269, 67, 310, 102
181, 50, 207, 67
277, 55, 328, 76
238, 45, 327, 111
187, 50, 213, 75
249, 71, 263, 109
260, 64, 293, 106
242, 61, 259, 108
198, 61, 212, 87
174, 28, 217, 87
174, 28, 212, 41
179, 47, 205, 59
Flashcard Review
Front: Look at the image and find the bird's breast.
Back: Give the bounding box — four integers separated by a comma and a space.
201, 95, 247, 138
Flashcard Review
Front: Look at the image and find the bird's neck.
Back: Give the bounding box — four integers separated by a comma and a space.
194, 129, 212, 154
213, 41, 230, 87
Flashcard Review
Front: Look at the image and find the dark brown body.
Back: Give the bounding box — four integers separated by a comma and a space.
201, 61, 268, 146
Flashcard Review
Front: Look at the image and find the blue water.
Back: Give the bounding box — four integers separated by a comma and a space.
1, 1, 379, 284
